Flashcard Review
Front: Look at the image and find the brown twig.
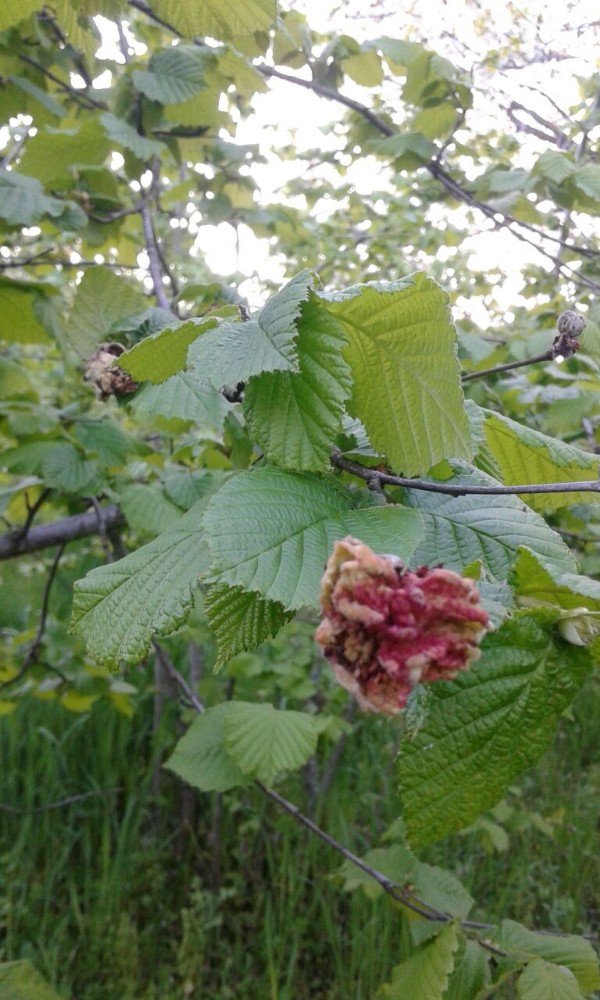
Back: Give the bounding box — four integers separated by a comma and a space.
462, 350, 553, 383
330, 450, 600, 498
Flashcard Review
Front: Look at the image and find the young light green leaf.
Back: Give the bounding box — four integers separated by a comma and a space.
0, 277, 50, 344
474, 405, 599, 512
152, 0, 277, 39
71, 500, 211, 669
132, 46, 211, 104
512, 548, 600, 613
188, 270, 315, 386
517, 960, 584, 1000
164, 705, 248, 793
132, 371, 231, 431
380, 922, 460, 999
405, 469, 576, 579
243, 297, 352, 471
205, 584, 293, 671
40, 443, 101, 495
63, 269, 146, 358
202, 467, 424, 610
223, 701, 322, 785
496, 920, 600, 994
118, 317, 216, 383
397, 613, 591, 847
322, 272, 472, 476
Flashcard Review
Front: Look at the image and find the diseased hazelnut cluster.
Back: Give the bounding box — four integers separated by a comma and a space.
84, 342, 138, 400
315, 537, 489, 715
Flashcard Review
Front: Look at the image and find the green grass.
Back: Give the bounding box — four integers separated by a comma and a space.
1, 680, 598, 998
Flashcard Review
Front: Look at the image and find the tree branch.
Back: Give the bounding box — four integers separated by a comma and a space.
17, 54, 106, 110
330, 450, 600, 497
0, 505, 125, 561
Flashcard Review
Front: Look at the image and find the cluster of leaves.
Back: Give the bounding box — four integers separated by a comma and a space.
1, 1, 599, 997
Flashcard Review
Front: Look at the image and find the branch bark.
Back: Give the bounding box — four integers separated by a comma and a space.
330, 450, 600, 497
0, 505, 125, 561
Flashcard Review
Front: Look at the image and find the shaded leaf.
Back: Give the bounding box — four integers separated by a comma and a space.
205, 584, 293, 670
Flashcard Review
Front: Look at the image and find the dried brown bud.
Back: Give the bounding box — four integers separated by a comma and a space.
84, 343, 138, 400
552, 310, 586, 362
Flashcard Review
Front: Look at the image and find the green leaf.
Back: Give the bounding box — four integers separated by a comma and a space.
132, 371, 231, 431
323, 273, 472, 476
496, 919, 600, 993
132, 46, 211, 104
63, 269, 146, 358
512, 548, 600, 613
71, 501, 211, 668
412, 862, 473, 919
517, 960, 584, 1000
533, 151, 575, 184
444, 940, 491, 1000
572, 164, 600, 202
0, 960, 62, 1000
205, 584, 293, 670
244, 297, 352, 471
202, 467, 424, 610
164, 705, 248, 792
343, 49, 383, 86
119, 318, 216, 383
0, 277, 50, 344
152, 0, 277, 39
100, 113, 165, 159
223, 701, 322, 784
397, 613, 591, 847
380, 922, 460, 999
40, 443, 101, 495
370, 132, 436, 168
19, 119, 111, 184
338, 843, 416, 899
74, 419, 145, 468
118, 484, 183, 536
0, 171, 69, 226
475, 406, 599, 512
189, 270, 315, 386
10, 75, 64, 119
405, 469, 576, 579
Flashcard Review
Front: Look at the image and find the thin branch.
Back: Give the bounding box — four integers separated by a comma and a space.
17, 54, 106, 110
1, 542, 67, 691
462, 350, 553, 383
17, 487, 52, 542
254, 65, 600, 278
0, 787, 121, 816
141, 202, 172, 311
0, 256, 141, 271
330, 450, 600, 498
0, 505, 125, 561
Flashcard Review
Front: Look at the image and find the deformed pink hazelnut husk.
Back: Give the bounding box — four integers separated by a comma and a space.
315, 537, 489, 715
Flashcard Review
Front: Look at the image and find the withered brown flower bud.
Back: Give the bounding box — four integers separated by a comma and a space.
552, 310, 586, 362
84, 342, 138, 400
315, 537, 489, 715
